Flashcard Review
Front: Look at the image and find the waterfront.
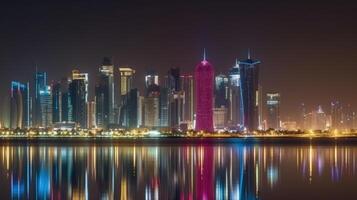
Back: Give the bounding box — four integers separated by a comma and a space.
1, 139, 357, 199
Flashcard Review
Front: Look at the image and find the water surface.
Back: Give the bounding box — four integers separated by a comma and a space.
1, 139, 356, 199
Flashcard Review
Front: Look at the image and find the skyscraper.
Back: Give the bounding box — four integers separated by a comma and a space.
39, 85, 52, 127
214, 74, 229, 108
87, 101, 96, 129
180, 75, 194, 126
195, 51, 214, 132
144, 84, 160, 128
228, 60, 241, 128
70, 70, 87, 128
166, 68, 184, 129
239, 52, 261, 132
72, 69, 89, 102
118, 67, 135, 126
95, 58, 114, 129
127, 88, 140, 128
145, 70, 159, 89
331, 101, 343, 130
266, 92, 280, 130
10, 81, 30, 129
34, 71, 47, 127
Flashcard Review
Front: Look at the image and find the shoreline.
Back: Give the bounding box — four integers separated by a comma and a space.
1, 136, 357, 145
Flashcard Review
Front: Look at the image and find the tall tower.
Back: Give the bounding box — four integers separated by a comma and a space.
239, 51, 261, 132
70, 70, 88, 128
228, 60, 241, 128
195, 50, 214, 132
95, 58, 114, 129
180, 75, 194, 125
10, 81, 30, 129
118, 66, 135, 126
34, 71, 47, 127
266, 92, 280, 130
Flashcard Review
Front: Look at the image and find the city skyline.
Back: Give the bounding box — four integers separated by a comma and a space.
1, 1, 357, 121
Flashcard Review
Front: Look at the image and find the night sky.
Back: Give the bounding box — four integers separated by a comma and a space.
1, 1, 357, 120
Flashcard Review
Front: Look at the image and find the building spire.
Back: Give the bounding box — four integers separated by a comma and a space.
203, 48, 206, 61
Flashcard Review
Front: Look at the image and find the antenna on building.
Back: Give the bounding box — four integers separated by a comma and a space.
203, 48, 206, 61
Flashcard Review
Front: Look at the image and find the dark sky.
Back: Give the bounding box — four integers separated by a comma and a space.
1, 0, 357, 120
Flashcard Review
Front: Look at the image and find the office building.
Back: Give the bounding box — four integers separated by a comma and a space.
180, 75, 194, 125
239, 52, 261, 132
195, 50, 214, 132
228, 60, 241, 128
266, 93, 280, 130
10, 81, 31, 129
95, 58, 114, 129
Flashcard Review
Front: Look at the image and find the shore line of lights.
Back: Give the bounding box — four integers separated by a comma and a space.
0, 128, 357, 139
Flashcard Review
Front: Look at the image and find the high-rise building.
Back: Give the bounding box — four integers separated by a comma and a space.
166, 68, 184, 129
228, 60, 241, 129
118, 67, 135, 126
213, 106, 227, 130
127, 88, 140, 128
159, 87, 169, 127
145, 70, 159, 89
87, 101, 96, 129
305, 106, 327, 130
34, 71, 47, 127
52, 78, 73, 123
69, 70, 87, 128
180, 75, 194, 126
331, 101, 343, 130
72, 69, 89, 102
144, 84, 160, 128
39, 85, 52, 127
215, 74, 229, 108
195, 51, 214, 132
95, 58, 114, 129
10, 81, 31, 129
266, 92, 280, 130
239, 52, 261, 132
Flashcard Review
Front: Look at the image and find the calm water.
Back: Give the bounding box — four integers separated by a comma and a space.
1, 139, 357, 200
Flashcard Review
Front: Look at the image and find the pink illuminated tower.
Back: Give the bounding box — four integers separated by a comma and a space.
195, 49, 214, 132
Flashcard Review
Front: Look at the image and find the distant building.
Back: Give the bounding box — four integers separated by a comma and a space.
281, 121, 297, 131
39, 85, 52, 128
127, 89, 140, 128
34, 71, 47, 127
95, 58, 114, 129
145, 70, 159, 89
10, 81, 31, 129
69, 70, 87, 128
266, 93, 280, 130
305, 106, 327, 130
215, 74, 229, 108
144, 84, 160, 128
166, 68, 184, 129
228, 60, 241, 128
159, 87, 169, 127
330, 101, 344, 130
87, 101, 96, 129
213, 106, 228, 130
195, 50, 214, 132
118, 66, 135, 125
239, 52, 261, 132
180, 75, 194, 126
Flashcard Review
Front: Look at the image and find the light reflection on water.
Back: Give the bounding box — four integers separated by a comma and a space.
1, 143, 357, 200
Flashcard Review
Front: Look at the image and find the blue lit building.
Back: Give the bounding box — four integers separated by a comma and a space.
239, 53, 261, 132
10, 81, 31, 129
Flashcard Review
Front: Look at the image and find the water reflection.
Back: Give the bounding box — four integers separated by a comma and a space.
1, 143, 357, 199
